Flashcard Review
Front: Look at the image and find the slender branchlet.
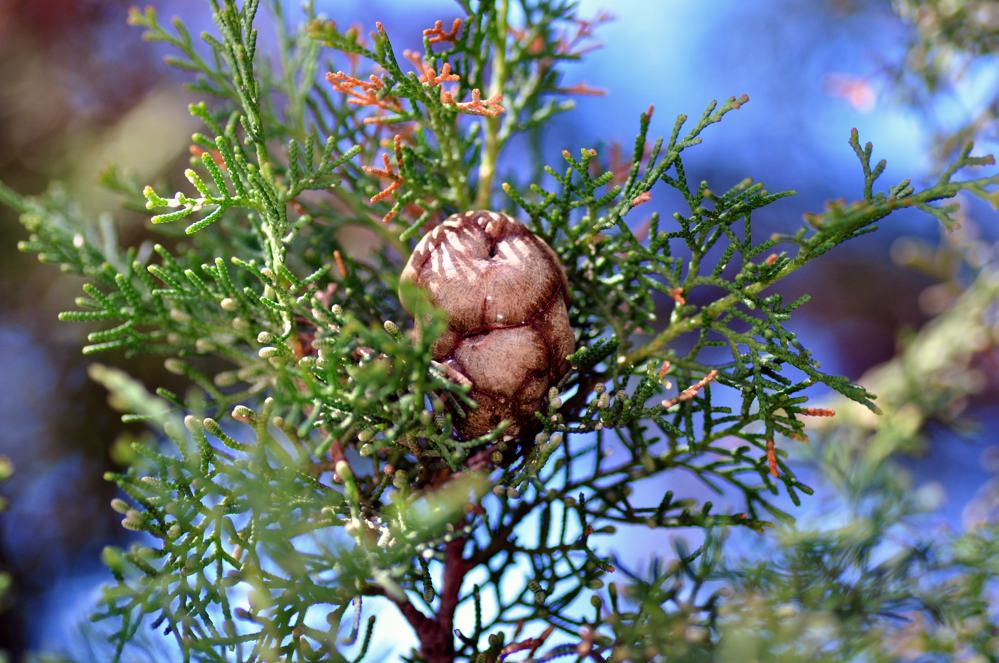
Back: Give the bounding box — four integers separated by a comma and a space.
4, 1, 999, 661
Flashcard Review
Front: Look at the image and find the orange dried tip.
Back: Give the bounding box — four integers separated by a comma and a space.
290, 335, 306, 360
661, 369, 717, 408
369, 179, 400, 205
402, 49, 427, 75
801, 407, 836, 417
631, 192, 652, 208
668, 288, 686, 306
452, 88, 505, 116
429, 62, 459, 86
764, 253, 778, 266
333, 250, 347, 279
766, 439, 779, 477
362, 155, 391, 179
190, 145, 225, 168
424, 18, 462, 44
657, 359, 672, 379
362, 115, 398, 126
528, 35, 545, 55
404, 54, 459, 87
558, 82, 607, 96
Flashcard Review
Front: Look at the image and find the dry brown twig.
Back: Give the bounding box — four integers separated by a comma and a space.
424, 18, 462, 44
661, 369, 719, 409
362, 134, 405, 223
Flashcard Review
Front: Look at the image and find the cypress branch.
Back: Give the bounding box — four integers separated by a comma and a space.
3, 1, 998, 660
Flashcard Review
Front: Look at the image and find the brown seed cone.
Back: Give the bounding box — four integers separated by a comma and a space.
400, 210, 574, 440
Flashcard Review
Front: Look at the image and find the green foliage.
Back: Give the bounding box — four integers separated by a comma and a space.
4, 0, 998, 661
592, 240, 999, 661
891, 0, 999, 161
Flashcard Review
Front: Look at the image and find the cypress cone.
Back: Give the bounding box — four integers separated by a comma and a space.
401, 211, 575, 440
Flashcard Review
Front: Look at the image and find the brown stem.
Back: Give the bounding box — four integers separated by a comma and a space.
387, 536, 471, 662
391, 596, 437, 639
438, 537, 472, 637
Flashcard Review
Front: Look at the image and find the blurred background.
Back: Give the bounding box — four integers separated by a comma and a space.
1, 0, 997, 659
